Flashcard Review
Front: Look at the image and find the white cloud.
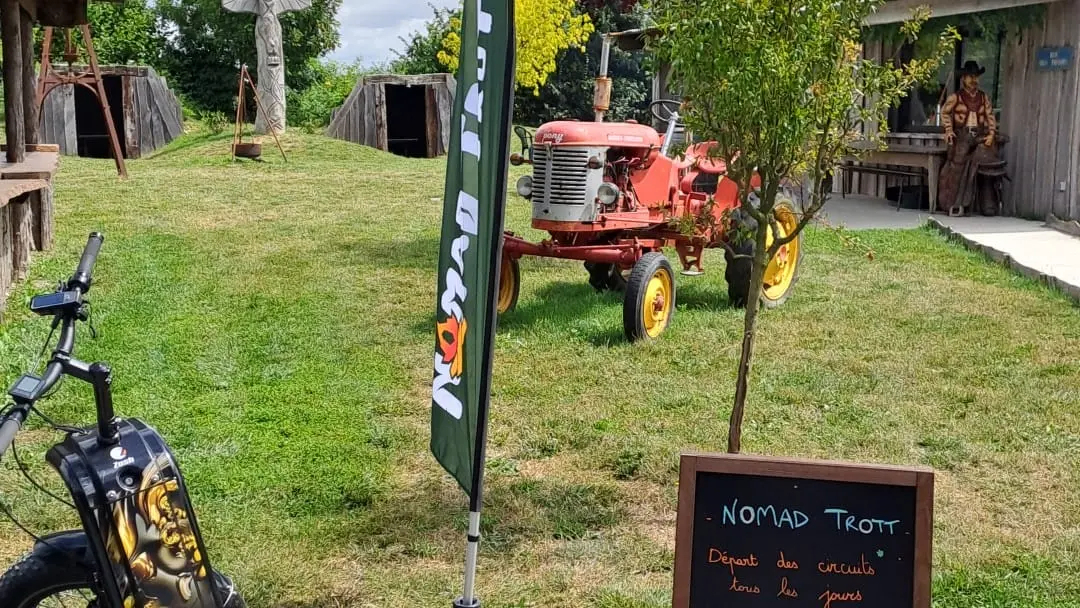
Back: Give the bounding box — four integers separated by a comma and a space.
329, 0, 460, 67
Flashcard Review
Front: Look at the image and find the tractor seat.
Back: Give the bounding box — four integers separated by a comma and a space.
684, 142, 727, 174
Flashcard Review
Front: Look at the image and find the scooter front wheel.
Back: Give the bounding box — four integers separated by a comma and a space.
0, 545, 97, 608
0, 532, 246, 608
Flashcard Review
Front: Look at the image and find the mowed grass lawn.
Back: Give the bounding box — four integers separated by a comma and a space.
0, 131, 1077, 607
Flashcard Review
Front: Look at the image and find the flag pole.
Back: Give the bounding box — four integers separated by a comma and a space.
454, 1, 516, 605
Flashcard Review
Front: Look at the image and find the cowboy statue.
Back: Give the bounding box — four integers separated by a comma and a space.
937, 60, 1009, 216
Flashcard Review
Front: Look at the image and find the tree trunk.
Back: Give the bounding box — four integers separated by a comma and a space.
727, 221, 771, 454
2, 0, 26, 163
20, 7, 37, 146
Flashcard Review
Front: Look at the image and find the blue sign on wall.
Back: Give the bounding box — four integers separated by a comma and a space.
1036, 46, 1073, 71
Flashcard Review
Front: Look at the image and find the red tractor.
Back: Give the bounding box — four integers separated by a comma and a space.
498, 29, 803, 341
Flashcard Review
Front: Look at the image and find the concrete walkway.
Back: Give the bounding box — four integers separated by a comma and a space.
818, 195, 1080, 302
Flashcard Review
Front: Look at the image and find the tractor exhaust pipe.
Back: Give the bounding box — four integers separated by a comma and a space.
660, 111, 680, 157
594, 35, 613, 122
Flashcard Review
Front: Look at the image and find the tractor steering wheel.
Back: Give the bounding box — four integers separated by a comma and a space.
650, 99, 686, 128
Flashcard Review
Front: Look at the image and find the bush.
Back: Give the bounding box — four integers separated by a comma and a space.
200, 111, 230, 135
286, 58, 366, 132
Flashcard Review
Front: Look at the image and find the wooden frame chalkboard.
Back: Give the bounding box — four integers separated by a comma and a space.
672, 453, 934, 608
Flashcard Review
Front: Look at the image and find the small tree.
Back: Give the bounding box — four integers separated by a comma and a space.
437, 0, 595, 93
391, 5, 458, 76
647, 0, 957, 453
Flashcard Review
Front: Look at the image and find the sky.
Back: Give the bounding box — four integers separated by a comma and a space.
329, 1, 460, 67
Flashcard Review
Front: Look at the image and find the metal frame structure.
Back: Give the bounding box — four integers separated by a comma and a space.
37, 25, 127, 178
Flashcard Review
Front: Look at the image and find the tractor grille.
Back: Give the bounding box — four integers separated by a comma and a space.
533, 146, 591, 205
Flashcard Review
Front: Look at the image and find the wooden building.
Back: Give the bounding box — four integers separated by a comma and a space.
847, 0, 1080, 222
328, 73, 456, 158
41, 65, 184, 159
0, 0, 107, 312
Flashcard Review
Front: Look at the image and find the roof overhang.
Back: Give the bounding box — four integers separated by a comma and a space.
606, 27, 661, 52
18, 0, 123, 27
863, 0, 1059, 25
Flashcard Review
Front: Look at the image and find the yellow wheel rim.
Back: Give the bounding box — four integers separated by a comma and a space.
497, 260, 516, 313
762, 203, 800, 301
641, 267, 674, 338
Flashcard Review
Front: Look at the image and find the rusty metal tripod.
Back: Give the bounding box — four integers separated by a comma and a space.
232, 64, 286, 162
37, 25, 127, 178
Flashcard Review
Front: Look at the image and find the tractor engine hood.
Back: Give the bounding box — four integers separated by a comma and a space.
534, 121, 661, 148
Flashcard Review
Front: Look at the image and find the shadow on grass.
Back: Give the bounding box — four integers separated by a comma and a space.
409, 281, 619, 336
317, 235, 441, 271
675, 279, 735, 311
146, 130, 235, 159
348, 474, 626, 557
411, 276, 738, 347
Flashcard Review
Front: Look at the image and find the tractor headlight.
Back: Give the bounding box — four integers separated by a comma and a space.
516, 175, 533, 198
597, 183, 620, 205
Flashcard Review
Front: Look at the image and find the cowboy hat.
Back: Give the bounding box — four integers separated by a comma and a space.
958, 60, 986, 76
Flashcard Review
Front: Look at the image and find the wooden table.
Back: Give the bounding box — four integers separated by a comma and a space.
845, 141, 948, 212
0, 150, 61, 180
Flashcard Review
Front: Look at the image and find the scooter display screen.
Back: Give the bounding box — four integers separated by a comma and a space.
30, 291, 78, 315
7, 374, 42, 401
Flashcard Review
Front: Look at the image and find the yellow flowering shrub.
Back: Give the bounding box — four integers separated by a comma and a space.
438, 0, 593, 94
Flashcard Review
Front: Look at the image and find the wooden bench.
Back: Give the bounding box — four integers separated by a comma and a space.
0, 149, 59, 315
839, 161, 927, 211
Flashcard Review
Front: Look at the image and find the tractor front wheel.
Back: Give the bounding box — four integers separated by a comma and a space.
497, 256, 520, 314
623, 252, 676, 341
724, 198, 803, 309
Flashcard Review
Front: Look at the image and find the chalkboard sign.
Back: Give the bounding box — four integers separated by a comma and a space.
672, 454, 934, 608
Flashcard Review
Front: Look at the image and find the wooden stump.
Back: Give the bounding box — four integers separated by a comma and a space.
31, 186, 54, 251
0, 203, 12, 314
10, 193, 32, 281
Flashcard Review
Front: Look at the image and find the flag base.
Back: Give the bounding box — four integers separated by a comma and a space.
454, 598, 481, 608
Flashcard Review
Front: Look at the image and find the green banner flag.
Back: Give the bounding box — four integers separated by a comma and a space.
431, 0, 515, 500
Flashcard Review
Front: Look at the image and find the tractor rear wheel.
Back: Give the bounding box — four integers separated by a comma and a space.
623, 252, 676, 342
724, 198, 803, 309
497, 256, 520, 314
585, 262, 628, 292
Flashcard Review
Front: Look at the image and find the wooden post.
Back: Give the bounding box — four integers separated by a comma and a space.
0, 201, 11, 312
17, 7, 41, 261
2, 0, 26, 164
80, 25, 127, 178
20, 7, 37, 146
33, 187, 54, 251
11, 193, 31, 280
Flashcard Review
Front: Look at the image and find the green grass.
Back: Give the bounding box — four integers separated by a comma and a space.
0, 130, 1078, 607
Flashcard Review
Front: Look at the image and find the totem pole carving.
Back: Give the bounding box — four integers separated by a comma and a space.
222, 0, 311, 134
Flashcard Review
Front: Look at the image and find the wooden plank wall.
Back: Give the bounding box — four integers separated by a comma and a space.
328, 78, 378, 148
434, 80, 454, 155
999, 0, 1080, 221
133, 68, 184, 158
328, 74, 456, 157
843, 4, 1080, 221
39, 67, 183, 159
841, 37, 928, 200
40, 83, 76, 155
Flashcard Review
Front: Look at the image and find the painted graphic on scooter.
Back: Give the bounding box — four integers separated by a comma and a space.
105, 452, 218, 607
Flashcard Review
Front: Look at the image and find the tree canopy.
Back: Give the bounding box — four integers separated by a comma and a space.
391, 6, 457, 76
513, 0, 652, 125
86, 0, 162, 65
437, 0, 595, 93
155, 0, 342, 113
